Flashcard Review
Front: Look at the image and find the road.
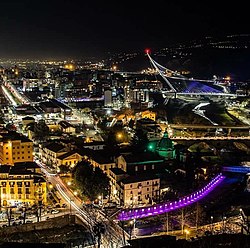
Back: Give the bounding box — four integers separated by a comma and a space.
37, 160, 129, 247
192, 102, 218, 126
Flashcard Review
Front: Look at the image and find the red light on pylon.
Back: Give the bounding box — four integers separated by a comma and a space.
145, 48, 151, 54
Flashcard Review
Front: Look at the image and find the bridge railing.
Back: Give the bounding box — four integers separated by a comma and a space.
118, 173, 225, 221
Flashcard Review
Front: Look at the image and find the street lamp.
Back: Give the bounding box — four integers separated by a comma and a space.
98, 194, 103, 207
69, 199, 72, 215
129, 219, 136, 239
239, 208, 242, 215
184, 229, 189, 239
49, 184, 53, 191
113, 189, 117, 203
210, 216, 214, 234
223, 216, 227, 233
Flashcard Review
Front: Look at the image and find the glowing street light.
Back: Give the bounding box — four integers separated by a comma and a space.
97, 193, 104, 209
117, 133, 123, 140
184, 229, 189, 239
129, 219, 136, 239
210, 216, 214, 233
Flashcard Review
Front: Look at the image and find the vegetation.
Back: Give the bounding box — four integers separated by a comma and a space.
72, 160, 110, 201
130, 128, 149, 153
33, 120, 50, 141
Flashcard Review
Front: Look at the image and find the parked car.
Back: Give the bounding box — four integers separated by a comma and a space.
51, 209, 60, 214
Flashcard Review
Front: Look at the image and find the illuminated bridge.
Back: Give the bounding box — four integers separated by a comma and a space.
118, 174, 225, 221
146, 50, 244, 97
223, 166, 250, 174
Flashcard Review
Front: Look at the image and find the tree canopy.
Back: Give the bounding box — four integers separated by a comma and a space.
72, 160, 110, 201
130, 128, 149, 153
34, 120, 50, 140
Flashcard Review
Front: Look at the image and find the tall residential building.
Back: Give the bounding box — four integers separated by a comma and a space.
118, 174, 160, 207
0, 131, 33, 165
104, 88, 112, 107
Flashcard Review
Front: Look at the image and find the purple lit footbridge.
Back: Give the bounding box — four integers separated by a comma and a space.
118, 174, 225, 221
117, 166, 250, 221
146, 51, 246, 98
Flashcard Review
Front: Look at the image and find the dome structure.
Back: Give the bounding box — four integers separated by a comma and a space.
156, 130, 175, 159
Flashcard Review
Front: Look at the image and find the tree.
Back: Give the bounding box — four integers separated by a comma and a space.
59, 164, 70, 174
72, 161, 110, 201
34, 120, 50, 141
130, 128, 149, 153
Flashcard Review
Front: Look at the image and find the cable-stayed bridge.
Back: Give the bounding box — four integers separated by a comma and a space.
146, 50, 245, 98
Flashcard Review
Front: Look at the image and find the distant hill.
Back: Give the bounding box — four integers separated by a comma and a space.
112, 34, 250, 81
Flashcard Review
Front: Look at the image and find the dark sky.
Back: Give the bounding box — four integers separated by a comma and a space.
0, 0, 249, 59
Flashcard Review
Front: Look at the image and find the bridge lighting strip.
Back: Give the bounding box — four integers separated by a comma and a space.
223, 166, 250, 173
118, 173, 225, 221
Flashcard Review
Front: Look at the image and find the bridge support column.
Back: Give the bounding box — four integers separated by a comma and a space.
228, 128, 231, 136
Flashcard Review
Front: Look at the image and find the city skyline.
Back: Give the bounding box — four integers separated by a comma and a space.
0, 0, 249, 59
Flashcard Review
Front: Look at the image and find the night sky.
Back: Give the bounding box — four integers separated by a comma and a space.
0, 0, 249, 59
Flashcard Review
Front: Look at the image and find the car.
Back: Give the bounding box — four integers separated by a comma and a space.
51, 209, 60, 214
26, 220, 33, 224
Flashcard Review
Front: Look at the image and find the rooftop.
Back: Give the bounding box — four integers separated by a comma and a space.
58, 120, 74, 129
120, 173, 160, 184
123, 152, 164, 164
0, 131, 32, 143
110, 167, 126, 175
57, 150, 81, 160
44, 142, 66, 153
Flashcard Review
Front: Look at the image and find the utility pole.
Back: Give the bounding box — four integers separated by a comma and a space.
166, 212, 169, 235
6, 207, 13, 226
121, 221, 126, 246
181, 208, 184, 234
0, 185, 2, 212
196, 202, 199, 230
